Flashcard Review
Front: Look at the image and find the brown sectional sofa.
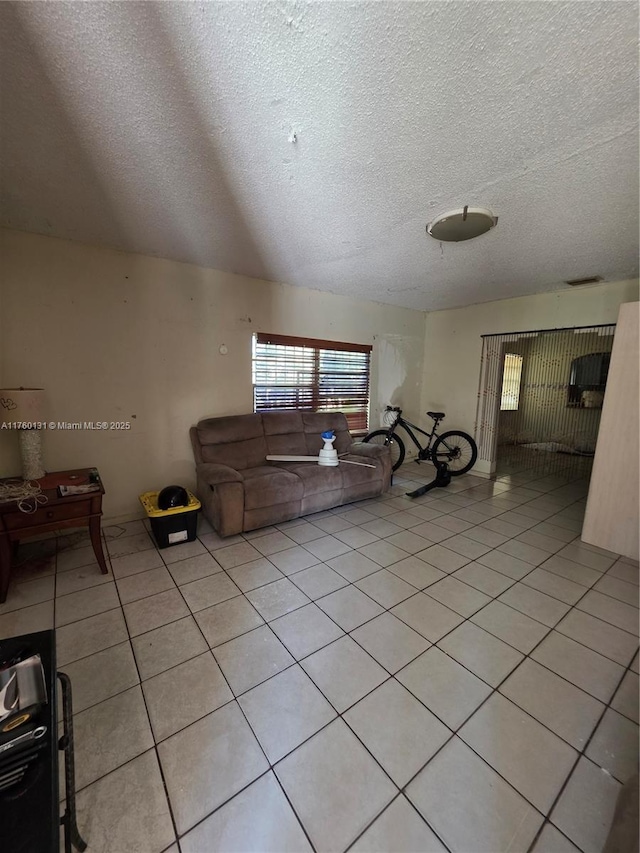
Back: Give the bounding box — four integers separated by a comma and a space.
190, 411, 391, 536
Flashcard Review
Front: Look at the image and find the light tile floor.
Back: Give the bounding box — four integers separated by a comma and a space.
1, 463, 638, 853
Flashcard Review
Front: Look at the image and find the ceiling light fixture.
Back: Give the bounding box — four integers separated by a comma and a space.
426, 206, 497, 242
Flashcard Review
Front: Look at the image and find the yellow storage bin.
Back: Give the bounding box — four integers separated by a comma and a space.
139, 490, 201, 548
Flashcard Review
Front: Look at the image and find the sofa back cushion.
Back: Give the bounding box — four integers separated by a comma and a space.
197, 414, 267, 470
194, 410, 353, 470
302, 412, 351, 454
262, 411, 308, 456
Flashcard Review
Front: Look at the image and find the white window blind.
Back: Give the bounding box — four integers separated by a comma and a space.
500, 353, 524, 411
253, 333, 372, 431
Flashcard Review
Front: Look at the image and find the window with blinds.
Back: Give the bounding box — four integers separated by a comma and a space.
252, 333, 372, 432
500, 353, 524, 411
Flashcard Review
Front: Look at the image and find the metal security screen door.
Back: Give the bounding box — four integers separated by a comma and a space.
475, 324, 616, 478
253, 333, 372, 432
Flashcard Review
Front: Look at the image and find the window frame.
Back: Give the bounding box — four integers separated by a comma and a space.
252, 332, 373, 433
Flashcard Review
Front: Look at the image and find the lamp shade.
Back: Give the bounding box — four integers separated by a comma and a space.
0, 388, 45, 425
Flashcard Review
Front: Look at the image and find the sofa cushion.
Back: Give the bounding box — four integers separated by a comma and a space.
262, 411, 307, 457
278, 462, 343, 497
244, 501, 302, 532
196, 462, 243, 484
339, 456, 384, 488
241, 466, 304, 510
202, 437, 267, 470
263, 410, 328, 456
198, 413, 263, 445
198, 414, 267, 470
301, 490, 345, 516
265, 432, 308, 456
261, 411, 304, 435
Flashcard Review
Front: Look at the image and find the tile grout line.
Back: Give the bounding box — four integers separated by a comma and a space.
135, 523, 459, 848
81, 485, 630, 617
49, 535, 637, 726
319, 470, 602, 848
99, 539, 183, 850
343, 791, 454, 853
216, 628, 453, 853
15, 494, 634, 680
147, 549, 623, 850
524, 650, 640, 853
46, 535, 636, 672
14, 492, 635, 683
161, 560, 315, 844
226, 510, 634, 848
149, 542, 317, 851
6, 461, 636, 853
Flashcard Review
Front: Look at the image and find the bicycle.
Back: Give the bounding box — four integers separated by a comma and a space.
363, 407, 478, 474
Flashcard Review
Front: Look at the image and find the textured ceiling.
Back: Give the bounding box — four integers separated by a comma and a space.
0, 1, 638, 311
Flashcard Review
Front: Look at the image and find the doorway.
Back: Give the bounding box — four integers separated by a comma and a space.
474, 324, 616, 481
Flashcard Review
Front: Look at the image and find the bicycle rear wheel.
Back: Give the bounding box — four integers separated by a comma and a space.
432, 430, 477, 475
362, 430, 406, 471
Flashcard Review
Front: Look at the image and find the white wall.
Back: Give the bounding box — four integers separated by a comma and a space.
583, 302, 639, 560
421, 280, 640, 446
0, 229, 426, 521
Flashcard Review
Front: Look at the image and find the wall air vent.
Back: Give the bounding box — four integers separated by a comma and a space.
565, 276, 603, 286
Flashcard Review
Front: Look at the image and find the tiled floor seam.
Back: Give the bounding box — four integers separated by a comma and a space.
109, 558, 183, 850
41, 524, 618, 656
318, 595, 594, 853
161, 622, 397, 848
343, 791, 454, 853
416, 543, 635, 649
186, 574, 620, 846
428, 566, 637, 724
225, 679, 320, 852
181, 604, 445, 846
234, 661, 438, 853
386, 574, 637, 784
127, 558, 559, 751
168, 767, 277, 848
392, 720, 563, 852
7, 460, 632, 853
526, 819, 586, 853
510, 577, 639, 673
141, 554, 319, 850
52, 533, 633, 681
523, 653, 639, 853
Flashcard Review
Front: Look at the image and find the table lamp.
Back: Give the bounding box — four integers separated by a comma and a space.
0, 388, 46, 480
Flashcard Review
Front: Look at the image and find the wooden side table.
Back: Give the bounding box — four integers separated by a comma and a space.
0, 468, 109, 603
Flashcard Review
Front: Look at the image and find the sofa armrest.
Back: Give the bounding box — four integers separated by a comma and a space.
196, 462, 243, 485
349, 442, 389, 460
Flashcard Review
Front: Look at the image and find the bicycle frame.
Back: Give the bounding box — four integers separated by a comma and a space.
386, 412, 439, 459
373, 407, 477, 476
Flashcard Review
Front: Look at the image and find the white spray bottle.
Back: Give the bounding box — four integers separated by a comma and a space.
318, 430, 339, 466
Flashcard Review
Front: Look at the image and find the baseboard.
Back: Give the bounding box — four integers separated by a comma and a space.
469, 468, 492, 480
471, 459, 495, 479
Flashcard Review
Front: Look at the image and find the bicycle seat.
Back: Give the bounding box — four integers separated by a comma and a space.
427, 411, 445, 420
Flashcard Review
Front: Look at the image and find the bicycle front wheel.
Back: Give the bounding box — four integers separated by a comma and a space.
363, 430, 406, 471
432, 430, 478, 475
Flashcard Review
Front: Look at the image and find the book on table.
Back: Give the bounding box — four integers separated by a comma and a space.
57, 482, 100, 497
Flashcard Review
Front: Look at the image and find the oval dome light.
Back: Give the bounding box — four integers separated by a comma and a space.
427, 206, 497, 242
